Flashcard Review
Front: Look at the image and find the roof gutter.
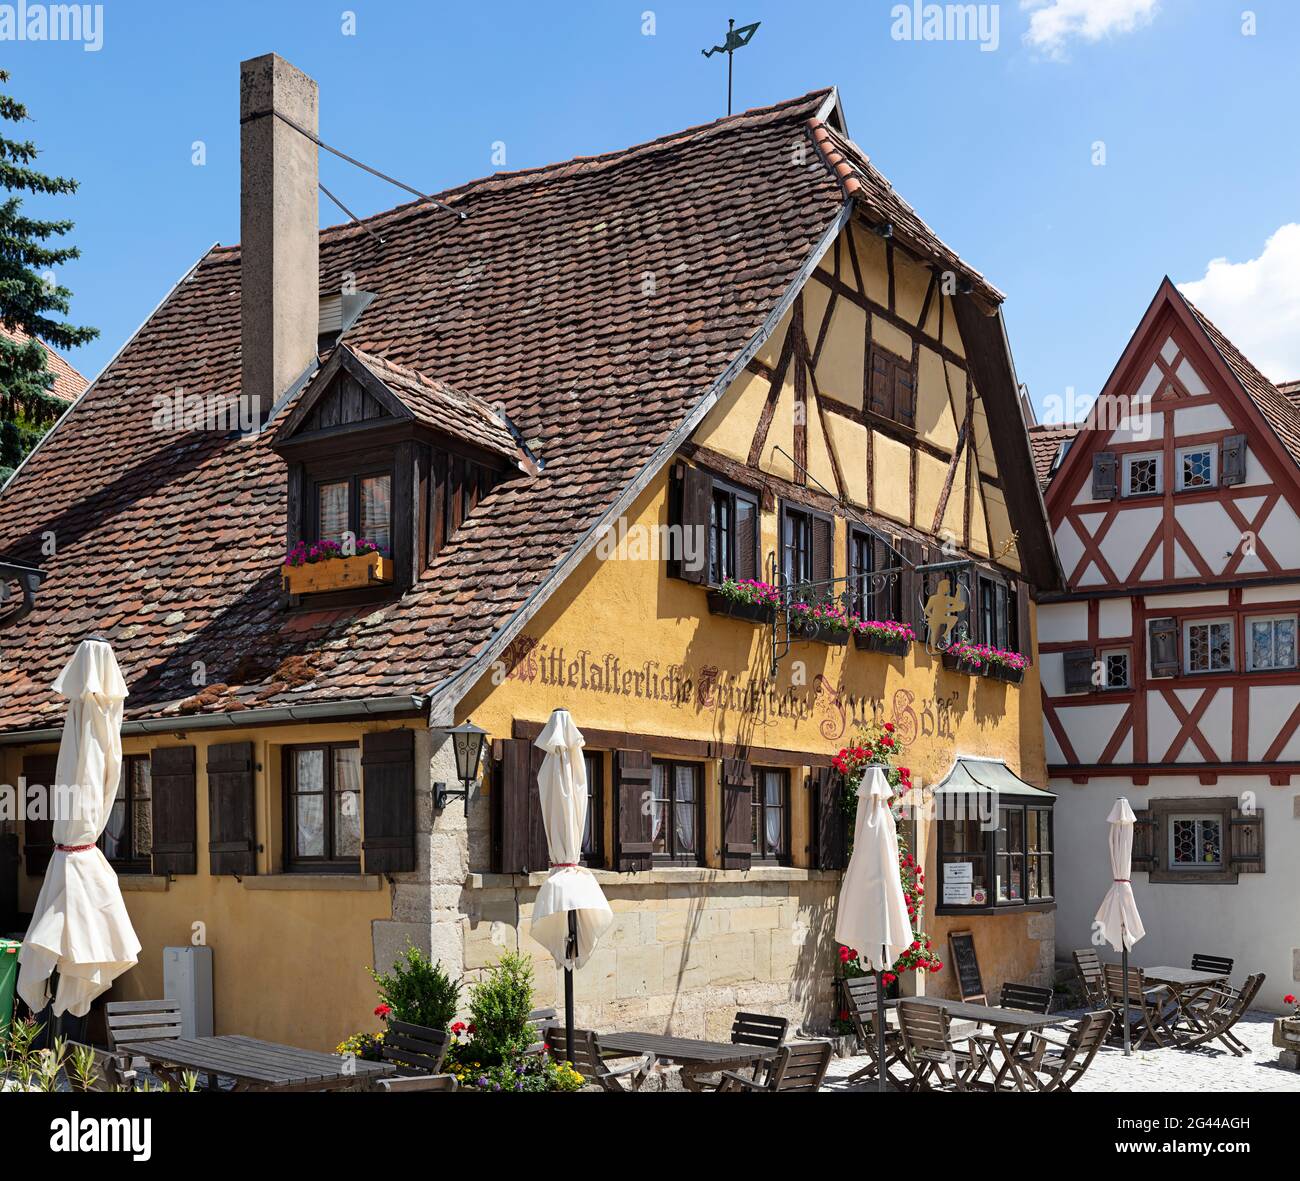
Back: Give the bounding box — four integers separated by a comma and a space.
0, 693, 428, 746
424, 196, 856, 725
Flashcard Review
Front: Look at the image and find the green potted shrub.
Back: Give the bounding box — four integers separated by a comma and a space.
1275, 995, 1300, 1067
369, 941, 460, 1032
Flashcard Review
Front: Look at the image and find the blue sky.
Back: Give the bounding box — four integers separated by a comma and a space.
6, 0, 1299, 420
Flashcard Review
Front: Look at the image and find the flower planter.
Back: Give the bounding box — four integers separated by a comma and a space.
942, 651, 983, 677
853, 631, 911, 657
706, 591, 775, 625
789, 619, 849, 646
942, 650, 1025, 683
1274, 1016, 1300, 1052
283, 551, 393, 595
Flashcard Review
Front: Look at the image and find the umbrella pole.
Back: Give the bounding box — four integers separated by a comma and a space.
875, 953, 888, 1094
1121, 923, 1131, 1056
565, 909, 577, 1062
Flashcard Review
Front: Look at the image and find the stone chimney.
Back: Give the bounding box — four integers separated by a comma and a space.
240, 54, 319, 422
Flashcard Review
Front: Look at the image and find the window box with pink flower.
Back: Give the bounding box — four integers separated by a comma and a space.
282, 538, 392, 595
942, 640, 1027, 684
706, 578, 778, 625
852, 619, 915, 657
787, 601, 852, 646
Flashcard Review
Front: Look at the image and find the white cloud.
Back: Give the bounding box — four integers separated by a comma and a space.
1022, 0, 1161, 60
1178, 224, 1300, 386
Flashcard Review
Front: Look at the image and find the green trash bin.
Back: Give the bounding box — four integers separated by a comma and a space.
0, 938, 20, 1043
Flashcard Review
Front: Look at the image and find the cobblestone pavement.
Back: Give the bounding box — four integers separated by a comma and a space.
824, 1010, 1300, 1092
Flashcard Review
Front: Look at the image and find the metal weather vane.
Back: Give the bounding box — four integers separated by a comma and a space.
701, 18, 761, 116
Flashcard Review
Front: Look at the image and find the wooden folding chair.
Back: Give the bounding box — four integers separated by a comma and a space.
1021, 1011, 1114, 1092
63, 1041, 138, 1092
999, 981, 1054, 1015
104, 999, 183, 1048
1178, 972, 1264, 1056
1072, 949, 1107, 1011
1190, 953, 1234, 978
543, 1027, 650, 1092
841, 975, 911, 1089
1104, 963, 1174, 1049
896, 1001, 997, 1092
715, 1040, 834, 1092
380, 1020, 451, 1081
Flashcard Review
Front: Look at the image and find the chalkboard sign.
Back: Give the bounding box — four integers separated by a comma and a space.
948, 930, 986, 1004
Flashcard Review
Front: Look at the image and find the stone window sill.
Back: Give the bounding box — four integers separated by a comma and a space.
465, 866, 840, 889
241, 874, 383, 892
118, 875, 170, 893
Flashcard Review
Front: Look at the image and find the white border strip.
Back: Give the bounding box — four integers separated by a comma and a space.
425, 200, 855, 723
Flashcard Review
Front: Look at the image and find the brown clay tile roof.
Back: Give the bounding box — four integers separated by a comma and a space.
1276, 379, 1300, 409
1176, 289, 1300, 468
0, 324, 89, 402
808, 121, 1003, 306
0, 88, 856, 730
301, 346, 527, 465
1028, 422, 1080, 490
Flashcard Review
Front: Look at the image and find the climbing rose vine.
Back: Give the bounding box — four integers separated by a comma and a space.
833, 722, 943, 979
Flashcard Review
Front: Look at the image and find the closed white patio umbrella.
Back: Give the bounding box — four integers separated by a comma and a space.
17, 639, 141, 1019
834, 766, 912, 1091
1095, 797, 1146, 1055
529, 709, 613, 1057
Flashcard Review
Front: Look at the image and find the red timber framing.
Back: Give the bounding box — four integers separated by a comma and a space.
1041, 279, 1300, 785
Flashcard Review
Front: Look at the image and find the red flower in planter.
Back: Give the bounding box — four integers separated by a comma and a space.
467, 1022, 477, 1034
1285, 995, 1297, 1005
374, 1003, 392, 1018
451, 1021, 467, 1034
883, 972, 897, 985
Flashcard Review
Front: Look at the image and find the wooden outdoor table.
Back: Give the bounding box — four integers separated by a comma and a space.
121, 1035, 395, 1092
1141, 966, 1230, 1045
596, 1031, 779, 1092
888, 996, 1059, 1092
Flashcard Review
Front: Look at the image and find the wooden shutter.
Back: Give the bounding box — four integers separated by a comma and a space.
206, 741, 256, 876
21, 752, 57, 876
735, 496, 758, 582
362, 729, 417, 874
721, 759, 754, 870
493, 738, 547, 874
898, 538, 928, 633
1063, 648, 1095, 694
1015, 580, 1033, 661
811, 766, 847, 871
1148, 617, 1179, 677
1228, 807, 1264, 874
615, 750, 654, 871
150, 745, 197, 875
1221, 434, 1247, 485
1129, 808, 1156, 871
1092, 451, 1118, 499
868, 350, 893, 418
679, 465, 712, 584
893, 360, 916, 428
811, 515, 833, 586
870, 536, 895, 621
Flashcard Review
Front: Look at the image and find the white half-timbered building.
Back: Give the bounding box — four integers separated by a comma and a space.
1035, 278, 1299, 1006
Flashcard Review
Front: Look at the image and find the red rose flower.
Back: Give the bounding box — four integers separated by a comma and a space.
451, 1020, 466, 1034
374, 1003, 392, 1018
884, 722, 895, 733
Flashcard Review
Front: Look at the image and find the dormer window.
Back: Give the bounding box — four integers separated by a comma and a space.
273, 344, 536, 604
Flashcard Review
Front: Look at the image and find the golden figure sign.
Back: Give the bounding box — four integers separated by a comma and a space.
923, 577, 968, 653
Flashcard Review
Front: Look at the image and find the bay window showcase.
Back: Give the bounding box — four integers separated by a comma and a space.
938, 800, 1054, 913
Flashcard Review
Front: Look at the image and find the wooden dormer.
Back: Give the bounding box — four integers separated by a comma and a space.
273, 345, 536, 603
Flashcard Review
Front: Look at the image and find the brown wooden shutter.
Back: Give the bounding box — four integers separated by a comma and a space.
362, 729, 417, 874
870, 536, 894, 621
615, 750, 654, 871
721, 759, 754, 870
1221, 434, 1247, 485
811, 766, 847, 870
898, 539, 928, 633
150, 745, 197, 875
1063, 648, 1095, 694
1131, 808, 1157, 871
493, 738, 546, 874
1228, 807, 1264, 874
679, 465, 712, 584
894, 360, 916, 428
811, 515, 833, 587
869, 350, 892, 418
21, 752, 57, 876
735, 497, 759, 582
206, 741, 256, 876
1015, 580, 1033, 661
1148, 617, 1179, 677
1092, 451, 1118, 499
